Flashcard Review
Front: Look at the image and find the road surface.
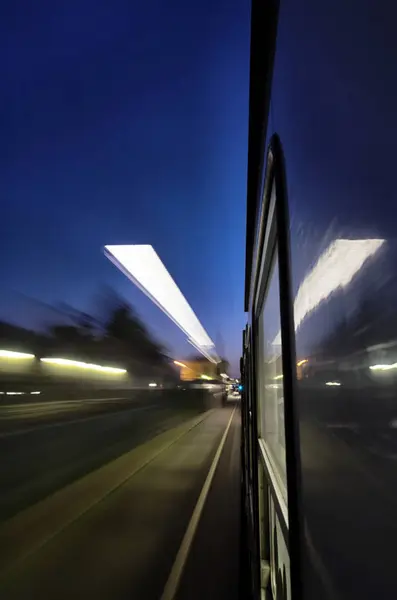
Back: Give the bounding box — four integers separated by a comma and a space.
0, 393, 241, 600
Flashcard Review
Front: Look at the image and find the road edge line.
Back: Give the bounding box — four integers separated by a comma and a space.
161, 406, 236, 600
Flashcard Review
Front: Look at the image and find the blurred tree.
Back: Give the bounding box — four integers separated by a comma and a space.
105, 303, 166, 365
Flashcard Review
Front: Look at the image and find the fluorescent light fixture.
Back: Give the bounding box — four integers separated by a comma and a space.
30, 391, 41, 395
104, 244, 219, 363
149, 382, 157, 387
40, 358, 126, 374
174, 360, 188, 369
0, 350, 35, 359
6, 391, 24, 395
273, 238, 384, 345
325, 381, 341, 386
369, 363, 397, 371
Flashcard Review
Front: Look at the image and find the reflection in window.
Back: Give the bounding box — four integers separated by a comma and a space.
258, 255, 286, 489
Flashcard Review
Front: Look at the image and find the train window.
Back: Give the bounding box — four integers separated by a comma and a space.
257, 253, 287, 494
246, 135, 304, 600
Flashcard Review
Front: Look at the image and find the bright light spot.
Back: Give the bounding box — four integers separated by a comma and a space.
104, 245, 219, 363
30, 391, 41, 395
40, 358, 126, 374
0, 350, 35, 359
273, 238, 384, 345
6, 391, 24, 395
174, 360, 188, 368
273, 374, 283, 381
200, 374, 211, 380
297, 359, 308, 367
0, 392, 4, 395
149, 382, 157, 387
220, 373, 228, 378
325, 381, 341, 386
370, 363, 397, 371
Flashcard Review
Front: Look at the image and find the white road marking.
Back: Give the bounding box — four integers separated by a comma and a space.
161, 407, 236, 600
0, 404, 160, 439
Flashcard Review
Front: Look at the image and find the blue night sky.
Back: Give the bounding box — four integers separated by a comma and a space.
1, 0, 250, 374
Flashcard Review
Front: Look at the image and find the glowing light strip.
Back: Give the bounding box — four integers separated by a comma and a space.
186, 337, 218, 364
174, 360, 188, 368
273, 238, 384, 345
297, 359, 308, 367
40, 358, 126, 374
369, 363, 397, 371
0, 350, 35, 359
325, 381, 341, 386
104, 244, 219, 363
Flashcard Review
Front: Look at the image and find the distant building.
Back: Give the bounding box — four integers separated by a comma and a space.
178, 357, 229, 381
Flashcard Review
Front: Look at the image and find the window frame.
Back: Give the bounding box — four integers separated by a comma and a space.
251, 133, 304, 600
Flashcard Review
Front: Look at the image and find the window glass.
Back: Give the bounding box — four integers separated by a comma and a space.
258, 254, 286, 488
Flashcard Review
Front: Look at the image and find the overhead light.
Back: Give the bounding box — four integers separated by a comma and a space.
149, 382, 157, 387
369, 363, 397, 371
0, 350, 35, 359
40, 358, 126, 374
104, 244, 219, 363
272, 238, 384, 345
325, 381, 341, 386
30, 391, 41, 395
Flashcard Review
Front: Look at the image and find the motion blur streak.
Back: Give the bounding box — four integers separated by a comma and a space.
104, 244, 219, 363
174, 361, 188, 368
273, 238, 384, 345
297, 359, 308, 367
40, 358, 127, 374
0, 350, 35, 359
369, 363, 397, 371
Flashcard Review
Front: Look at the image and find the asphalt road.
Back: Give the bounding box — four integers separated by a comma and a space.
0, 396, 240, 600
0, 393, 207, 522
176, 404, 241, 600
